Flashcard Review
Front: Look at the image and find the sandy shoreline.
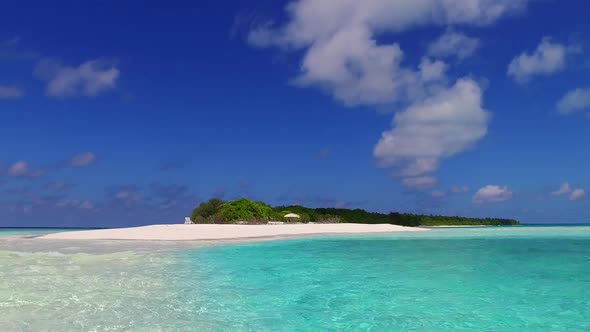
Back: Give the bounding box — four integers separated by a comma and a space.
38, 223, 428, 241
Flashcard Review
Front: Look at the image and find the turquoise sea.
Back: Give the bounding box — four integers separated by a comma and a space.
1, 226, 590, 331
0, 228, 89, 237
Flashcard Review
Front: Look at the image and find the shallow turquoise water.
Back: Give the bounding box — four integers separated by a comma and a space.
2, 226, 590, 331
175, 227, 590, 331
0, 228, 87, 236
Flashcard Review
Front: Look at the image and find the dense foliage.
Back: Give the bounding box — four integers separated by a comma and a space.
386, 213, 519, 227
190, 198, 519, 226
218, 198, 273, 222
191, 198, 273, 223
274, 206, 518, 226
190, 198, 224, 223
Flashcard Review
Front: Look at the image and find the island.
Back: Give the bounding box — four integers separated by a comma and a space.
189, 198, 520, 227
39, 198, 518, 241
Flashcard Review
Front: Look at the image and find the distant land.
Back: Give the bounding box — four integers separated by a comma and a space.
190, 198, 520, 227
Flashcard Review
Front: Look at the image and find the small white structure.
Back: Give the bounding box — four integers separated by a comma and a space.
284, 213, 301, 221
184, 217, 193, 224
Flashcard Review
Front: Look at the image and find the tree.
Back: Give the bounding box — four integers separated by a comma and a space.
189, 197, 520, 226
191, 198, 224, 223
218, 198, 273, 223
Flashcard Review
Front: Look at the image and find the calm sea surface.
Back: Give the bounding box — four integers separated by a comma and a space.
0, 228, 89, 236
1, 226, 589, 331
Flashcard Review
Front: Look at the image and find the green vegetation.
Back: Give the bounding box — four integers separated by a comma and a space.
218, 198, 273, 222
191, 198, 273, 223
386, 213, 519, 227
190, 198, 224, 223
190, 198, 519, 226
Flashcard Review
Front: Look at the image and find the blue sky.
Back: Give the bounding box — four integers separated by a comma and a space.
1, 0, 589, 227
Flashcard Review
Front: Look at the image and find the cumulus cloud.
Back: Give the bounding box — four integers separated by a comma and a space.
374, 79, 489, 180
34, 59, 119, 98
0, 85, 24, 99
419, 57, 448, 82
428, 29, 480, 60
7, 161, 28, 177
4, 161, 44, 179
248, 0, 527, 187
249, 0, 527, 49
69, 152, 96, 168
292, 25, 407, 106
570, 189, 586, 201
552, 182, 572, 196
472, 185, 513, 204
508, 37, 579, 83
552, 182, 585, 201
249, 0, 527, 106
557, 87, 590, 114
2, 154, 93, 182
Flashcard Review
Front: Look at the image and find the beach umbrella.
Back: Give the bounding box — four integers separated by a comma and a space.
284, 213, 301, 221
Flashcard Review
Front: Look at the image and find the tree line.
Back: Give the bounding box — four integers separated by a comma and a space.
190, 198, 519, 227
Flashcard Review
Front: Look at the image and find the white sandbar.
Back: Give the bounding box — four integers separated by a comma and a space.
39, 223, 428, 241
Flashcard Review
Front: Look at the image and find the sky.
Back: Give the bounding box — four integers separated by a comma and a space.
1, 0, 589, 227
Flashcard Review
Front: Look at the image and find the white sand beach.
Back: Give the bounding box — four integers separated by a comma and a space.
39, 223, 427, 241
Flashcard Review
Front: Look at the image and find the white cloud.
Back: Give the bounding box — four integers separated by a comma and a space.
473, 185, 513, 204
8, 161, 29, 177
0, 85, 24, 99
552, 182, 571, 196
374, 79, 489, 178
552, 183, 585, 201
5, 161, 44, 178
419, 57, 448, 82
508, 37, 578, 83
402, 176, 437, 190
35, 59, 119, 98
570, 189, 586, 201
428, 29, 480, 60
557, 87, 590, 114
250, 0, 527, 49
250, 0, 527, 106
70, 152, 96, 168
248, 0, 527, 187
292, 24, 407, 106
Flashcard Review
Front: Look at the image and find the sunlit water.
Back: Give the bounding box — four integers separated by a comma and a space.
0, 228, 88, 237
1, 226, 590, 331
